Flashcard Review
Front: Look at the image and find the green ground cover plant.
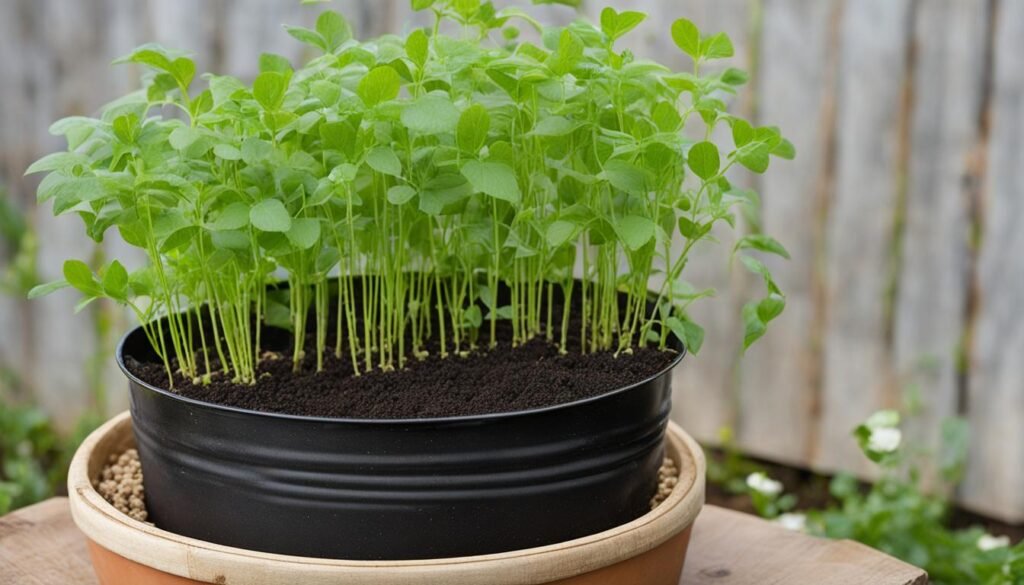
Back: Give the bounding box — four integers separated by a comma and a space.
27, 1, 792, 387
733, 413, 1024, 584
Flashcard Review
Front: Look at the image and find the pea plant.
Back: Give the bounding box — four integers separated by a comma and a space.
28, 1, 792, 387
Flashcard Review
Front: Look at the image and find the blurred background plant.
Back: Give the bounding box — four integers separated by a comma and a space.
0, 186, 103, 514
711, 410, 1023, 584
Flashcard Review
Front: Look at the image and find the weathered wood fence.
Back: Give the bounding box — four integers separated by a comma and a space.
0, 0, 1020, 522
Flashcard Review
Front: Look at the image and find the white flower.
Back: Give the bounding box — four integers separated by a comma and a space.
746, 472, 783, 496
775, 513, 806, 532
977, 534, 1010, 551
867, 427, 902, 453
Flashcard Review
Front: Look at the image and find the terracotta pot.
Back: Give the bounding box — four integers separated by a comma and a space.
69, 412, 704, 585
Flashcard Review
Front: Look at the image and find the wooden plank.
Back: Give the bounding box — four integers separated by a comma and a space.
0, 499, 97, 585
817, 0, 914, 474
961, 0, 1024, 523
736, 0, 841, 465
0, 499, 927, 585
682, 506, 928, 585
894, 0, 987, 481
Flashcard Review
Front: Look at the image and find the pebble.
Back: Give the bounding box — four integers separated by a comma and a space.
94, 448, 150, 524
650, 457, 680, 510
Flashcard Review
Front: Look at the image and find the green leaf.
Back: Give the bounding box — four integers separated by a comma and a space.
547, 29, 584, 76
736, 234, 791, 259
666, 316, 704, 354
286, 218, 321, 249
688, 141, 720, 180
25, 152, 88, 175
112, 113, 139, 144
208, 202, 250, 230
721, 67, 748, 85
671, 19, 701, 59
458, 104, 491, 154
358, 66, 402, 107
172, 57, 196, 87
241, 138, 275, 165
284, 25, 327, 52
27, 279, 70, 299
101, 260, 129, 300
773, 138, 796, 160
366, 147, 403, 176
701, 32, 734, 59
601, 159, 649, 193
601, 8, 646, 42
678, 217, 710, 240
253, 71, 288, 111
545, 220, 577, 247
757, 293, 785, 323
406, 29, 429, 68
211, 230, 250, 250
213, 143, 243, 161
250, 199, 292, 232
531, 116, 575, 137
451, 0, 480, 19
731, 118, 753, 147
63, 260, 102, 297
159, 226, 198, 253
615, 215, 656, 251
463, 305, 483, 329
742, 302, 766, 349
315, 11, 352, 52
387, 185, 417, 205
311, 80, 340, 106
402, 95, 460, 134
419, 174, 471, 215
259, 54, 293, 76
411, 0, 435, 10
461, 161, 521, 203
737, 141, 771, 173
115, 45, 194, 88
168, 126, 201, 150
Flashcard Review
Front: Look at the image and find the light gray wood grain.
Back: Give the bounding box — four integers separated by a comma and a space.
961, 0, 1024, 523
0, 499, 97, 585
736, 0, 841, 466
817, 0, 913, 475
894, 0, 987, 486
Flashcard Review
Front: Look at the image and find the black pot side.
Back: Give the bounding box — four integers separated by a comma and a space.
119, 325, 685, 561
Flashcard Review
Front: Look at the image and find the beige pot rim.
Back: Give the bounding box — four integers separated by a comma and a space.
69, 411, 704, 585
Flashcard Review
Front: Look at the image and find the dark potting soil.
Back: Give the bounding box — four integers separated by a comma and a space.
126, 319, 679, 419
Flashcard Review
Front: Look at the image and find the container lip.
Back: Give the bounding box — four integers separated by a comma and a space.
116, 324, 685, 426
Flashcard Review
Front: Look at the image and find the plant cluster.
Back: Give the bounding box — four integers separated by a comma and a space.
28, 1, 791, 386
0, 400, 90, 515
728, 413, 1024, 585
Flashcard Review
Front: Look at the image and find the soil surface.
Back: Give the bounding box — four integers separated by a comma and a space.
126, 317, 679, 419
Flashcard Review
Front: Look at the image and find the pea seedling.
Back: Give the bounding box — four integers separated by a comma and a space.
29, 2, 792, 387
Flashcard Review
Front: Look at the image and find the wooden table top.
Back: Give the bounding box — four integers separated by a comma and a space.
0, 498, 927, 584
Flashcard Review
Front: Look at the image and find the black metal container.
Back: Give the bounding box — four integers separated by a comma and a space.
120, 325, 684, 560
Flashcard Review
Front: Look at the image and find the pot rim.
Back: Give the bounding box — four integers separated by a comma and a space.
69, 411, 704, 584
117, 323, 685, 425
